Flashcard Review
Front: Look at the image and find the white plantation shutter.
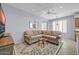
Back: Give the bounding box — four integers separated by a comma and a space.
52, 20, 67, 33
41, 22, 47, 30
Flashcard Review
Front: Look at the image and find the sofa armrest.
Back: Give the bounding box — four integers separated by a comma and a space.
24, 35, 32, 40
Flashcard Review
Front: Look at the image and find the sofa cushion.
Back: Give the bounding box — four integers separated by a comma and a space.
47, 31, 52, 35
41, 30, 49, 35
24, 31, 27, 35
42, 35, 59, 39
51, 31, 61, 36
38, 31, 42, 34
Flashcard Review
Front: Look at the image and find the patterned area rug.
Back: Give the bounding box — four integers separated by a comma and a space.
14, 42, 63, 55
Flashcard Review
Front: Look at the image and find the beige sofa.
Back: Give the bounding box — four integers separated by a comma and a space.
24, 30, 61, 45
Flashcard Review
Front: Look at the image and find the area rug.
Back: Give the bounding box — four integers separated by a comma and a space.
14, 42, 63, 55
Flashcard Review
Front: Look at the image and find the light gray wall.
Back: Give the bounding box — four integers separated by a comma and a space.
48, 15, 75, 41
2, 4, 44, 44
2, 3, 76, 44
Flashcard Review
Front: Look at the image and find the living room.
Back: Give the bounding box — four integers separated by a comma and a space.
0, 3, 79, 55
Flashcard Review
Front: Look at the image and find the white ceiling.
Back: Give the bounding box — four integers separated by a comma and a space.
7, 3, 79, 19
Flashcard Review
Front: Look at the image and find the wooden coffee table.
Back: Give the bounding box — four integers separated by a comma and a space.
38, 38, 48, 48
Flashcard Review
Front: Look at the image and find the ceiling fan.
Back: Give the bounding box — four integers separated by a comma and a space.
46, 9, 56, 15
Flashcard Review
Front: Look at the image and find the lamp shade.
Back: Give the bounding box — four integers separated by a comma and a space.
0, 4, 6, 24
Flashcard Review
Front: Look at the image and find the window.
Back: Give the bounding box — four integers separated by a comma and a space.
52, 20, 67, 33
29, 21, 36, 29
30, 22, 33, 29
41, 22, 47, 30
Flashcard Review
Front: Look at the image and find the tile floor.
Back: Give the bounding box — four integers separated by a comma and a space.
58, 39, 77, 55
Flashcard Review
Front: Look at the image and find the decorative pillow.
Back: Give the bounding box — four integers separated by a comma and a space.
26, 31, 34, 36
47, 31, 52, 35
33, 31, 39, 35
51, 31, 61, 36
41, 30, 47, 34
